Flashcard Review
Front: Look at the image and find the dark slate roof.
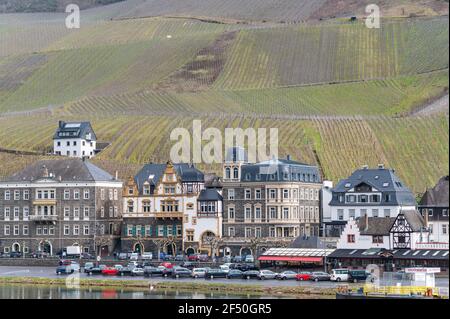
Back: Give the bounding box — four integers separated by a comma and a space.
205, 173, 222, 189
53, 121, 97, 141
5, 159, 115, 182
328, 249, 449, 261
330, 167, 416, 206
198, 189, 223, 201
419, 176, 449, 207
357, 216, 396, 236
290, 236, 329, 249
239, 157, 321, 183
401, 210, 427, 232
134, 163, 204, 193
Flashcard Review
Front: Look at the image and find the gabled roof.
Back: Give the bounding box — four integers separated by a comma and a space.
134, 162, 204, 193
419, 176, 449, 207
4, 159, 116, 182
53, 121, 97, 141
331, 167, 416, 206
357, 216, 397, 236
400, 210, 427, 232
198, 189, 223, 201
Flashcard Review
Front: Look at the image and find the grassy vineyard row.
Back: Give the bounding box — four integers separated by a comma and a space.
0, 34, 215, 112
0, 113, 447, 194
214, 17, 449, 90
59, 70, 449, 117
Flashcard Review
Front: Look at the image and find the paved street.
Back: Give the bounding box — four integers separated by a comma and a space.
1, 266, 448, 288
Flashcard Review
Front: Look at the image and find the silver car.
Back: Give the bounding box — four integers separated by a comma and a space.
258, 270, 278, 280
276, 271, 297, 280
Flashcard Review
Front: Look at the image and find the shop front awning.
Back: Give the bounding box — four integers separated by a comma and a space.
258, 256, 323, 263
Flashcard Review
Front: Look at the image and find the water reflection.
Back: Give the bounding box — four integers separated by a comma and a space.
0, 284, 290, 299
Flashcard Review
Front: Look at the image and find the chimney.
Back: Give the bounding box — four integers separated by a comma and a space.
364, 213, 369, 231
362, 165, 368, 170
58, 176, 62, 182
115, 171, 118, 180
287, 155, 291, 161
424, 209, 429, 228
42, 165, 49, 178
59, 120, 64, 129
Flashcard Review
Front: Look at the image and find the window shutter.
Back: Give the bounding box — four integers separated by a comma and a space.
163, 225, 167, 237
132, 226, 136, 236
141, 227, 145, 237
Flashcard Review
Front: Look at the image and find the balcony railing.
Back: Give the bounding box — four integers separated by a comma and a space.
415, 242, 449, 250
29, 215, 58, 222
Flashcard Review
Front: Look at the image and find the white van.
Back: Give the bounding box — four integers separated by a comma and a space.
330, 269, 349, 282
191, 268, 209, 278
130, 253, 140, 261
141, 252, 153, 260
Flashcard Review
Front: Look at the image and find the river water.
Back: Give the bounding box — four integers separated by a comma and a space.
0, 283, 293, 299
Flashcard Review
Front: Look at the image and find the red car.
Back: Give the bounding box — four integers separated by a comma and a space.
188, 254, 198, 261
160, 262, 174, 269
102, 267, 119, 276
295, 272, 312, 281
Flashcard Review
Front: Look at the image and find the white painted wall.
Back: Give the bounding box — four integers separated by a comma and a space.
337, 219, 390, 249
331, 205, 416, 222
54, 138, 96, 158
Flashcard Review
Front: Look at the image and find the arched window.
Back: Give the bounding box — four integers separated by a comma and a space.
225, 167, 231, 179
233, 167, 239, 179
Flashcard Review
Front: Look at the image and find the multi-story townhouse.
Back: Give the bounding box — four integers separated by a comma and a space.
418, 176, 449, 244
0, 159, 123, 256
221, 148, 322, 257
121, 161, 222, 257
53, 121, 97, 158
324, 165, 416, 237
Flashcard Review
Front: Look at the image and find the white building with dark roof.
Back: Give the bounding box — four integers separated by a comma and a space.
53, 121, 97, 158
325, 165, 416, 237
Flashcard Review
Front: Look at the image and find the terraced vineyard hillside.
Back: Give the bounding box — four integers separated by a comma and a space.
0, 2, 448, 196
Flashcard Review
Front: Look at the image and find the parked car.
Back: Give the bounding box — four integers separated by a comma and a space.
84, 263, 106, 275
296, 272, 312, 281
131, 267, 145, 276
114, 264, 123, 271
187, 254, 198, 261
59, 260, 80, 272
8, 251, 23, 258
222, 255, 232, 263
258, 270, 278, 280
141, 252, 153, 260
205, 269, 227, 279
277, 271, 297, 280
163, 254, 174, 261
242, 270, 260, 280
330, 269, 349, 282
310, 272, 331, 282
175, 254, 185, 261
348, 270, 371, 283
56, 265, 74, 275
29, 251, 49, 258
244, 255, 255, 263
172, 267, 192, 278
160, 262, 174, 269
235, 263, 259, 272
130, 253, 140, 261
232, 256, 243, 263
191, 267, 209, 278
144, 266, 165, 277
181, 261, 196, 269
226, 269, 243, 279
197, 254, 209, 262
219, 265, 230, 273
118, 263, 136, 276
81, 253, 94, 259
118, 252, 129, 260
102, 267, 119, 276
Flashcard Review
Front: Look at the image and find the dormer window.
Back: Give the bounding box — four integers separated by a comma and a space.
225, 167, 231, 179
143, 184, 150, 195
128, 188, 134, 195
382, 182, 389, 187
345, 183, 351, 188
233, 168, 239, 179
